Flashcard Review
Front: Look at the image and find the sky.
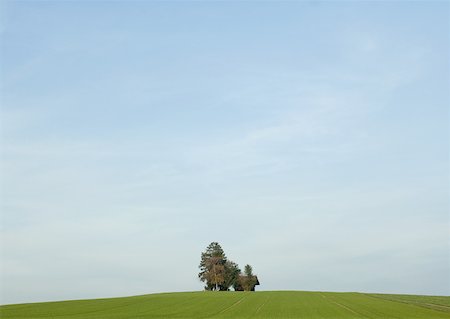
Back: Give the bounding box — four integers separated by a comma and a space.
0, 0, 449, 305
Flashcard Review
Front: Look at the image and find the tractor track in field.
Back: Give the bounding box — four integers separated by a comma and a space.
214, 295, 248, 316
365, 294, 450, 313
254, 296, 271, 315
320, 293, 370, 318
420, 303, 450, 313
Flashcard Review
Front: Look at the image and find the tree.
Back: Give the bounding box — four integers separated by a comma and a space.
242, 264, 257, 291
222, 260, 241, 291
204, 256, 225, 291
198, 242, 227, 291
198, 242, 257, 292
244, 264, 253, 277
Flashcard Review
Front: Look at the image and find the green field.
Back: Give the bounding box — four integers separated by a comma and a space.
1, 291, 450, 319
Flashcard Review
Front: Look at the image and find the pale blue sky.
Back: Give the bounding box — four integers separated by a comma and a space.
1, 1, 449, 305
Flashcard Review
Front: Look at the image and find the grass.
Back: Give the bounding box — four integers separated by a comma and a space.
1, 291, 450, 318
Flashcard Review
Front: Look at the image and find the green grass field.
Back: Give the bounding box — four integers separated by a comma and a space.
1, 291, 450, 319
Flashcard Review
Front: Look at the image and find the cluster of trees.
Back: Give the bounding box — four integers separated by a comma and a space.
198, 242, 258, 291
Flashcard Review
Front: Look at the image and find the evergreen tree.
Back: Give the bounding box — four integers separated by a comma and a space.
244, 264, 253, 277
242, 264, 257, 291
